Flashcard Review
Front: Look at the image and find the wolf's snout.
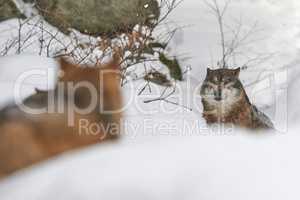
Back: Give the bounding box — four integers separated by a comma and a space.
214, 88, 222, 101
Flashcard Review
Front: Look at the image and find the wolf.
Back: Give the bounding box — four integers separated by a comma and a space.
0, 56, 123, 178
200, 68, 273, 130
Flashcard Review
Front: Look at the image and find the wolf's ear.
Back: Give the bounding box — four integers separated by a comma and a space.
59, 58, 74, 73
207, 68, 212, 75
100, 53, 121, 70
58, 58, 77, 79
58, 58, 71, 72
234, 67, 240, 77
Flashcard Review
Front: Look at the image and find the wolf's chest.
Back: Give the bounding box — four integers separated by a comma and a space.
203, 98, 252, 124
206, 100, 235, 117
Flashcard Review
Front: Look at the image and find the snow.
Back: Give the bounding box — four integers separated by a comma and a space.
0, 0, 300, 199
0, 132, 299, 200
0, 54, 58, 108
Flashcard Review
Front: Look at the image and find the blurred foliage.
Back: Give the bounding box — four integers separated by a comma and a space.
143, 42, 167, 55
159, 53, 183, 81
31, 0, 160, 36
144, 71, 172, 87
0, 0, 24, 21
148, 42, 168, 50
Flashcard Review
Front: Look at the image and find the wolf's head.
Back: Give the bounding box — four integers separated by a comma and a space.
200, 68, 244, 106
57, 57, 123, 124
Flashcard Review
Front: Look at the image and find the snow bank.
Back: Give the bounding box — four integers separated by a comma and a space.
0, 131, 299, 200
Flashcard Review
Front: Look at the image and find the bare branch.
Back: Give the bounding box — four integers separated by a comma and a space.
204, 0, 231, 68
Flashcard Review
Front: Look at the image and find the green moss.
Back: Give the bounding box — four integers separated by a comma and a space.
159, 53, 183, 81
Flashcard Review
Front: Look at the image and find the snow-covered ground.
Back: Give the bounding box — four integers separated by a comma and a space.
0, 0, 300, 199
0, 132, 300, 200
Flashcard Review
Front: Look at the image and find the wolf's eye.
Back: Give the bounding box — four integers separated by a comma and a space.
213, 76, 218, 83
224, 77, 233, 83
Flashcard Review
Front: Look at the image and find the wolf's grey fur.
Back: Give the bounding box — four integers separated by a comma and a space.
200, 68, 273, 129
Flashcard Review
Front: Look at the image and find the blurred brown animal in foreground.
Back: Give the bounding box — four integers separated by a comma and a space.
0, 57, 122, 179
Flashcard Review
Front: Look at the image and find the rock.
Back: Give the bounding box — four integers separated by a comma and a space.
0, 0, 25, 21
33, 0, 160, 36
